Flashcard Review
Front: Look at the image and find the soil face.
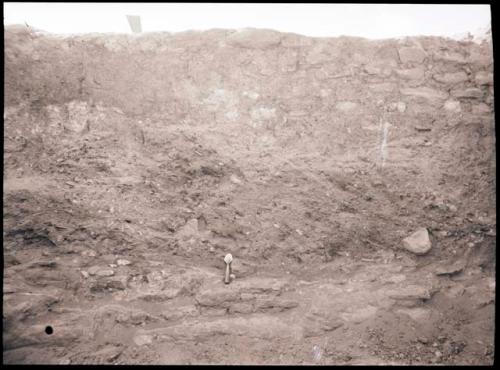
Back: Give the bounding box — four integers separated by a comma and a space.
3, 25, 496, 365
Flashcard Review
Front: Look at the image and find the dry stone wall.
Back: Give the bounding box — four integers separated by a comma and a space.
4, 26, 496, 213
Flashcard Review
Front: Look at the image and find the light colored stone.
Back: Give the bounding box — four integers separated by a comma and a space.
116, 259, 131, 266
176, 219, 199, 240
364, 65, 382, 75
434, 51, 467, 64
472, 103, 491, 115
229, 303, 254, 314
88, 266, 101, 276
364, 64, 392, 77
433, 71, 468, 84
369, 83, 397, 93
251, 106, 276, 121
386, 274, 407, 284
387, 102, 406, 113
254, 297, 298, 311
230, 174, 242, 184
226, 29, 282, 49
161, 305, 198, 321
195, 289, 240, 308
336, 101, 358, 112
396, 68, 425, 80
435, 261, 465, 276
341, 305, 378, 323
306, 44, 330, 64
133, 334, 153, 346
397, 102, 406, 113
96, 269, 115, 277
451, 88, 483, 99
469, 51, 492, 67
402, 228, 432, 255
475, 71, 493, 86
82, 249, 97, 257
398, 47, 426, 64
389, 285, 432, 300
443, 100, 461, 113
400, 87, 448, 102
397, 307, 431, 321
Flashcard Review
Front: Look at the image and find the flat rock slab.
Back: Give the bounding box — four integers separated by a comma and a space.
433, 71, 468, 84
140, 314, 302, 342
400, 87, 448, 103
451, 88, 484, 99
88, 265, 115, 276
396, 307, 431, 321
435, 261, 465, 276
388, 285, 432, 300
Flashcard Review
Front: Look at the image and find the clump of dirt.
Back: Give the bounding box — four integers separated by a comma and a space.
3, 24, 495, 365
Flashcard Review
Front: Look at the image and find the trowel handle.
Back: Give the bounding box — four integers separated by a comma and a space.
224, 263, 231, 284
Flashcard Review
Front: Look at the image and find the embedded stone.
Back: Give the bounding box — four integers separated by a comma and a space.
475, 71, 493, 86
396, 68, 425, 80
336, 101, 358, 112
433, 71, 468, 84
451, 88, 483, 99
402, 228, 432, 255
400, 87, 448, 102
398, 47, 426, 64
443, 100, 461, 112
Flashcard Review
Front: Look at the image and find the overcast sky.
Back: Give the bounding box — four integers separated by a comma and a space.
3, 3, 492, 39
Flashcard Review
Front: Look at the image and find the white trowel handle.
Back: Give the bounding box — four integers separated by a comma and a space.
224, 263, 231, 284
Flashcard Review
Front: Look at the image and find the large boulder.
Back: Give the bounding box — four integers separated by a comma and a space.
402, 228, 432, 255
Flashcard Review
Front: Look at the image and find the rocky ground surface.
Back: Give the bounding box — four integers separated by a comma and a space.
3, 25, 496, 364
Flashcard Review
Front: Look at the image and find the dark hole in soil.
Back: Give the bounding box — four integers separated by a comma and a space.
45, 326, 53, 335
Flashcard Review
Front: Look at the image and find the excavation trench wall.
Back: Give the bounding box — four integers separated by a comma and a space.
4, 25, 496, 260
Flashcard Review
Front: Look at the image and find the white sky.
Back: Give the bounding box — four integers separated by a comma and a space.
3, 3, 492, 39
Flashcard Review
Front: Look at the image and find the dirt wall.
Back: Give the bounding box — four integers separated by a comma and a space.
2, 25, 496, 365
5, 25, 496, 214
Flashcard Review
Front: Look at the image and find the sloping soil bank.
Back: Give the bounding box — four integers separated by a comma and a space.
3, 25, 495, 364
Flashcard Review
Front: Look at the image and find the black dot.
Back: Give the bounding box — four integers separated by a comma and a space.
45, 326, 53, 335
